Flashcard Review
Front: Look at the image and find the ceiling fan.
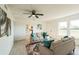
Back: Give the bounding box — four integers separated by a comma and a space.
23, 10, 44, 18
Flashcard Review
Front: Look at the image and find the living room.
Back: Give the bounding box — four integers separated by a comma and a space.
0, 4, 79, 55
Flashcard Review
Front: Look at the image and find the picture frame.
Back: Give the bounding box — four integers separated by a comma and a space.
37, 24, 42, 30
0, 7, 11, 37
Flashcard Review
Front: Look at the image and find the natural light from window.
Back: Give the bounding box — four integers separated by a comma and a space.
58, 21, 67, 36
59, 20, 79, 39
70, 20, 79, 39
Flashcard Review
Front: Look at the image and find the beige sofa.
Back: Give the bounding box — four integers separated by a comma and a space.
38, 37, 75, 55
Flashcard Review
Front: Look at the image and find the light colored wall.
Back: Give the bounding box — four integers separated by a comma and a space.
44, 13, 79, 40
14, 12, 79, 41
0, 5, 14, 55
44, 20, 59, 39
14, 21, 27, 40
14, 19, 46, 41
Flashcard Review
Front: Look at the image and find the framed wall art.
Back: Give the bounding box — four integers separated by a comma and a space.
37, 24, 42, 30
0, 7, 11, 38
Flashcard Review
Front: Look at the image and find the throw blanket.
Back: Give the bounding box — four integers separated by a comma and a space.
43, 40, 54, 48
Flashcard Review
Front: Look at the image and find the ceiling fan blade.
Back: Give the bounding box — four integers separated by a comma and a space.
36, 14, 44, 16
35, 15, 39, 18
28, 15, 32, 18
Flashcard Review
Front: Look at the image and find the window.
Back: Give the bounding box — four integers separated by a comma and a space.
58, 21, 67, 36
58, 20, 79, 39
70, 20, 79, 39
58, 20, 79, 45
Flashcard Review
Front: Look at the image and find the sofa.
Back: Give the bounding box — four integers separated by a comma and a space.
38, 37, 75, 55
26, 37, 75, 55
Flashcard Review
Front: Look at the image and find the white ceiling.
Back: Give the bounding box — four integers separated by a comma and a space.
7, 4, 79, 21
